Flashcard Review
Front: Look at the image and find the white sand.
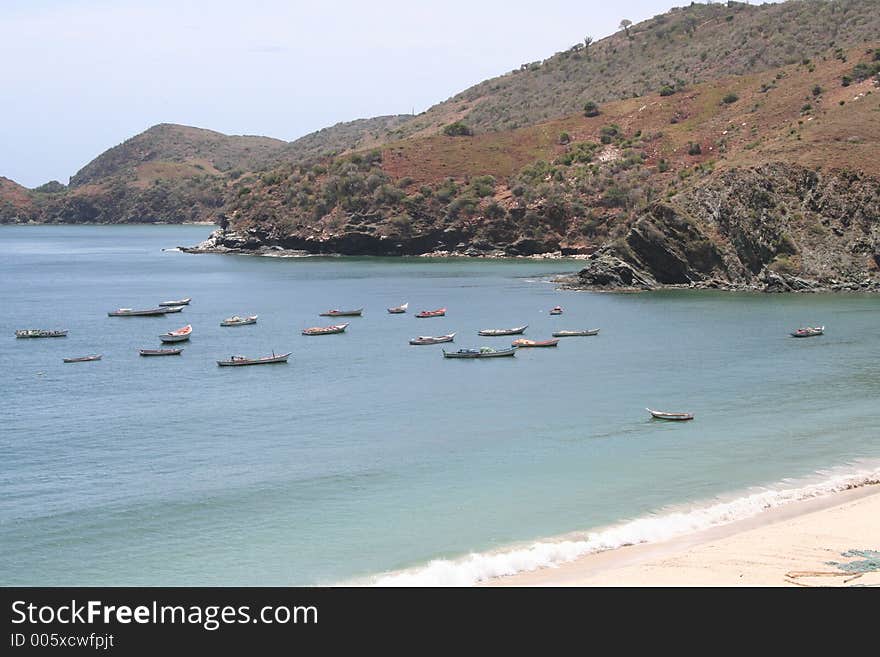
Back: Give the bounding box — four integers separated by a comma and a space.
490, 485, 880, 586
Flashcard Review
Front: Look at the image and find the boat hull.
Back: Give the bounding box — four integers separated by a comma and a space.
552, 329, 600, 337
160, 334, 190, 343
302, 323, 349, 336
108, 308, 168, 317
647, 408, 694, 421
63, 355, 102, 363
511, 339, 558, 347
221, 316, 258, 327
217, 353, 291, 366
140, 349, 183, 356
416, 308, 446, 318
319, 309, 363, 317
15, 330, 68, 338
443, 347, 517, 359
410, 333, 455, 345
159, 298, 190, 306
478, 325, 527, 337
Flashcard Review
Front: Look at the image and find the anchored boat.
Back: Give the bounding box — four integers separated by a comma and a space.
319, 308, 363, 317
415, 308, 446, 318
63, 354, 102, 363
410, 333, 455, 345
552, 329, 600, 337
511, 339, 559, 348
15, 329, 68, 338
159, 298, 191, 306
478, 325, 527, 337
108, 307, 168, 317
302, 323, 349, 336
159, 324, 192, 343
217, 352, 291, 367
139, 348, 183, 356
791, 326, 824, 338
221, 315, 258, 327
388, 303, 409, 314
442, 347, 517, 359
647, 408, 694, 421
549, 306, 563, 315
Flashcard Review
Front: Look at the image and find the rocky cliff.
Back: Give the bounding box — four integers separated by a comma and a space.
574, 163, 880, 292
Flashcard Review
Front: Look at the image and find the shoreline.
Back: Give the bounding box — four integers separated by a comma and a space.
488, 483, 880, 587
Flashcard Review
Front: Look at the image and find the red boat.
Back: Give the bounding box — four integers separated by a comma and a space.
415, 308, 446, 318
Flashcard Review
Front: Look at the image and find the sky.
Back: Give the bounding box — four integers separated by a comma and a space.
0, 0, 769, 187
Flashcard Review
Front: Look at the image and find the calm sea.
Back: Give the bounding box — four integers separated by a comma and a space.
2, 225, 878, 585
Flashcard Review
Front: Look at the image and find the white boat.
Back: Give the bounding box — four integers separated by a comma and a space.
388, 302, 409, 314
159, 324, 192, 343
410, 333, 455, 345
478, 325, 527, 337
221, 315, 258, 327
647, 408, 694, 421
552, 329, 600, 337
159, 298, 191, 306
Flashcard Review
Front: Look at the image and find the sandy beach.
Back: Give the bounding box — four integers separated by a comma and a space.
491, 485, 880, 587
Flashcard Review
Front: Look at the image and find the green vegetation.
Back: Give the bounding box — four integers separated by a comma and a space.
583, 101, 600, 117
721, 93, 739, 105
441, 122, 473, 137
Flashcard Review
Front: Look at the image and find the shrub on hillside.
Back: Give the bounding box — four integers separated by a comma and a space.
583, 101, 600, 117
441, 122, 473, 137
721, 92, 739, 104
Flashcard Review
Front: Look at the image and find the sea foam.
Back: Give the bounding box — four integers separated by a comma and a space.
369, 462, 880, 586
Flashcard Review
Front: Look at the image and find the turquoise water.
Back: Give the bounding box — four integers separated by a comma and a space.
1, 225, 879, 585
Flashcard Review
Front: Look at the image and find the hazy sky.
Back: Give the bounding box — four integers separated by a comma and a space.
1, 0, 769, 187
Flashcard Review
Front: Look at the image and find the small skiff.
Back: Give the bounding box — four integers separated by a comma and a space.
388, 303, 409, 314
549, 306, 564, 315
217, 352, 291, 367
647, 408, 694, 421
63, 354, 102, 363
790, 326, 824, 338
159, 298, 191, 306
511, 339, 559, 348
415, 308, 446, 318
442, 347, 517, 359
161, 306, 185, 313
410, 333, 455, 345
159, 324, 192, 343
552, 329, 600, 337
302, 323, 349, 336
108, 307, 168, 317
478, 325, 527, 337
319, 308, 363, 317
15, 329, 68, 338
221, 315, 258, 327
139, 348, 183, 356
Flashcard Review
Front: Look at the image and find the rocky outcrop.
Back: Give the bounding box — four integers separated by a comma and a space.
573, 163, 880, 292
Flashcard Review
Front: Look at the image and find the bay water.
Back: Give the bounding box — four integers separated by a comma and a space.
2, 225, 878, 585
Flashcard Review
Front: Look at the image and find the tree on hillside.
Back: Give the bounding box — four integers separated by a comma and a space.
583, 101, 600, 117
619, 19, 632, 37
584, 35, 593, 55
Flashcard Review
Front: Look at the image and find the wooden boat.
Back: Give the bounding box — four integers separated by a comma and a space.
159, 324, 192, 343
791, 326, 824, 338
549, 306, 564, 315
443, 347, 517, 359
139, 348, 183, 356
512, 338, 559, 348
552, 329, 600, 337
478, 325, 527, 337
161, 306, 185, 313
647, 408, 694, 421
221, 315, 258, 327
217, 352, 291, 367
302, 323, 349, 336
319, 308, 363, 317
410, 333, 455, 345
159, 298, 191, 306
108, 307, 168, 317
63, 354, 102, 363
415, 308, 446, 318
15, 329, 68, 338
388, 302, 409, 314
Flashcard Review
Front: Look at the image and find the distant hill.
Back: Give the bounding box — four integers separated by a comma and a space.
393, 0, 880, 138
277, 115, 414, 164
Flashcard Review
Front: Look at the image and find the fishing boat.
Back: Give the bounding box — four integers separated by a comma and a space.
388, 302, 409, 314
108, 307, 168, 317
319, 308, 363, 317
220, 315, 258, 327
159, 324, 192, 343
647, 408, 694, 421
409, 333, 455, 345
159, 298, 191, 306
139, 348, 183, 356
552, 329, 600, 337
511, 338, 559, 348
415, 308, 446, 318
161, 306, 185, 313
15, 329, 68, 338
63, 354, 102, 363
442, 347, 517, 359
790, 326, 824, 338
217, 352, 291, 367
478, 325, 527, 337
302, 323, 349, 336
549, 306, 564, 315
